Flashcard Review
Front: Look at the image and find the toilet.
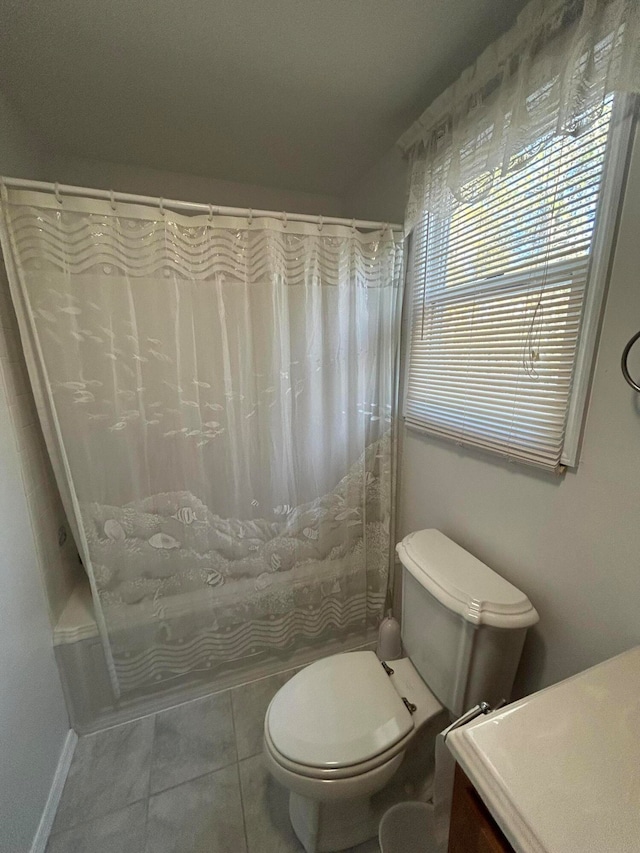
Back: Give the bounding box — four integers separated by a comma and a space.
263, 529, 539, 852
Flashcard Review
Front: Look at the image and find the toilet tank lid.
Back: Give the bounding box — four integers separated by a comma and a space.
396, 530, 539, 629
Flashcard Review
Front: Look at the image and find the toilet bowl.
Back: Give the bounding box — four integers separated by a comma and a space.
264, 529, 539, 853
263, 651, 444, 851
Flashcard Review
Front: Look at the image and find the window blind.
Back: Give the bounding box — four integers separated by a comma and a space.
404, 98, 614, 470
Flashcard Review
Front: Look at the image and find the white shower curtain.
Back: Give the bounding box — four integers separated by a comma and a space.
0, 187, 403, 695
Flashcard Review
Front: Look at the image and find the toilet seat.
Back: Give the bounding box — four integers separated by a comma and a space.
264, 717, 414, 781
265, 651, 415, 774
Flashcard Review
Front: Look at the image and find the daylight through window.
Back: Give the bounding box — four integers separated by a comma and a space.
404, 95, 631, 470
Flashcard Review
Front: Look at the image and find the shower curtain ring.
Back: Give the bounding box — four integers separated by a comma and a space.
54, 183, 62, 205
208, 204, 213, 222
159, 197, 165, 216
317, 215, 323, 232
109, 189, 116, 211
248, 208, 253, 226
282, 211, 287, 228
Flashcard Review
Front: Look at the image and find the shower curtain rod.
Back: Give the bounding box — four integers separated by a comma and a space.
1, 177, 403, 233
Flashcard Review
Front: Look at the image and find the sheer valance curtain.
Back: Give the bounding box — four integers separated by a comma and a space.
0, 188, 403, 696
399, 0, 640, 470
400, 0, 640, 230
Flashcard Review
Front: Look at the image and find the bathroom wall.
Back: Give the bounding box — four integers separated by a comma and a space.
0, 264, 82, 624
0, 92, 82, 626
0, 91, 71, 853
43, 153, 345, 218
343, 145, 407, 225
347, 122, 640, 697
0, 90, 46, 180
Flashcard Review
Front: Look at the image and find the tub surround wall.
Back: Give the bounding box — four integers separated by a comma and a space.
0, 91, 72, 853
349, 124, 640, 697
54, 579, 379, 734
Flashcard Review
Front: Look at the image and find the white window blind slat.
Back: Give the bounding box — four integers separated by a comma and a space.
404, 97, 617, 470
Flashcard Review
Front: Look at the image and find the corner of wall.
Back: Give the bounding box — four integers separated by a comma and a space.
342, 145, 408, 224
0, 88, 72, 853
0, 262, 83, 627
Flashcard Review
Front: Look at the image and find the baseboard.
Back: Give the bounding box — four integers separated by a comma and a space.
30, 729, 77, 853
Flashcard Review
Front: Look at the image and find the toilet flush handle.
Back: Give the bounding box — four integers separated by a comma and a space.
442, 700, 498, 741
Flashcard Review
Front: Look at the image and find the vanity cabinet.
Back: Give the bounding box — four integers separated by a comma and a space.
445, 648, 640, 853
448, 764, 514, 853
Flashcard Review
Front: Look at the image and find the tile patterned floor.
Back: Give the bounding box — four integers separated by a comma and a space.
46, 670, 381, 853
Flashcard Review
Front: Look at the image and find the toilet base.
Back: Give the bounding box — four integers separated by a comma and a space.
289, 790, 377, 853
269, 705, 450, 852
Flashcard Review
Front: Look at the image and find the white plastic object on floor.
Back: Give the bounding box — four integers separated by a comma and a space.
378, 800, 434, 853
377, 610, 402, 660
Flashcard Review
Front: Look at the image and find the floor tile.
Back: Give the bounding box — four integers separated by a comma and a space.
231, 670, 295, 760
145, 763, 247, 853
238, 754, 303, 853
53, 717, 155, 832
45, 801, 147, 853
149, 691, 236, 794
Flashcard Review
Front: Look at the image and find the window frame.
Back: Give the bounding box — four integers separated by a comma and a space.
560, 94, 637, 465
402, 93, 637, 469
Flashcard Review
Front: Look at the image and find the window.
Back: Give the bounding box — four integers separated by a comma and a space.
404, 95, 634, 471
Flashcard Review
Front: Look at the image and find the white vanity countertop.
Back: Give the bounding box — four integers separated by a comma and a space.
447, 645, 640, 853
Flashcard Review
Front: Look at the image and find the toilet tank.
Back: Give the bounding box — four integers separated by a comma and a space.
396, 530, 538, 718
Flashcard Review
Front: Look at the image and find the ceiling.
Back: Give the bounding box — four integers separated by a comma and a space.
0, 0, 530, 197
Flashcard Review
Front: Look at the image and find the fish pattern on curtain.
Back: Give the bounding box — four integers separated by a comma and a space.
0, 189, 403, 694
